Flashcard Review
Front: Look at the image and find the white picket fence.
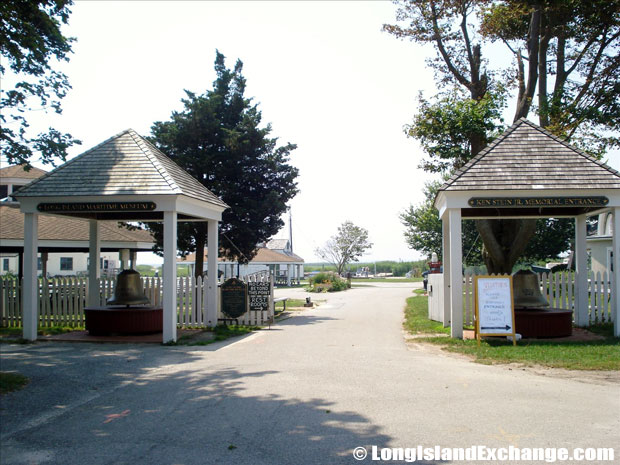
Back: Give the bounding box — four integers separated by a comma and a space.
0, 272, 274, 329
429, 271, 614, 327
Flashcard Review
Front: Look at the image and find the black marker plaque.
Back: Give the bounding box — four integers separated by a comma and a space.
221, 278, 247, 319
248, 281, 271, 311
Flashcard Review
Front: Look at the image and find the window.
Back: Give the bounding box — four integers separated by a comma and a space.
60, 257, 73, 271
0, 185, 8, 198
37, 257, 42, 271
2, 258, 9, 271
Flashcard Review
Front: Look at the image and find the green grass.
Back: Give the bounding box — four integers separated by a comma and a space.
351, 277, 424, 283
0, 325, 84, 340
0, 372, 29, 394
419, 336, 620, 370
173, 324, 259, 346
404, 295, 450, 335
404, 295, 620, 370
275, 299, 306, 309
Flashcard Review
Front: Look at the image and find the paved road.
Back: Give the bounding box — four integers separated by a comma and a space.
1, 282, 618, 465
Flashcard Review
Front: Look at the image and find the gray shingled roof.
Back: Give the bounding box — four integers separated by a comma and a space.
0, 164, 47, 179
267, 239, 290, 250
12, 129, 229, 208
440, 118, 620, 192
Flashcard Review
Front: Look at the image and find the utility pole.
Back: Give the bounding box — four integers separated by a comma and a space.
289, 208, 293, 254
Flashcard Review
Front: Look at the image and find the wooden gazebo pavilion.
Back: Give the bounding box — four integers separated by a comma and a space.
13, 129, 229, 343
434, 119, 620, 338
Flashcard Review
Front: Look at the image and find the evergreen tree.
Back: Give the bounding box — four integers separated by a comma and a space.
148, 51, 299, 276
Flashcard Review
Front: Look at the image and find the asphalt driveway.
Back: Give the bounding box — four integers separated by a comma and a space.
1, 282, 618, 464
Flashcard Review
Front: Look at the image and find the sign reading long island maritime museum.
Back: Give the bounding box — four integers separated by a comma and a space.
38, 202, 156, 213
468, 196, 608, 208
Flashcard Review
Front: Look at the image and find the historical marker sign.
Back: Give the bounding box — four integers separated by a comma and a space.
248, 281, 271, 311
474, 275, 517, 346
221, 278, 247, 319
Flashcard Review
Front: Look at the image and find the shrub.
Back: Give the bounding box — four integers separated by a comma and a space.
308, 272, 349, 292
311, 272, 335, 285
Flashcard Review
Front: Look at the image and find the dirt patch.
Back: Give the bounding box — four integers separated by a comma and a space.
404, 331, 620, 386
461, 327, 605, 342
506, 364, 620, 386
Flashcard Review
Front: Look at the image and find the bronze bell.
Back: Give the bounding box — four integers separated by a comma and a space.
512, 269, 549, 309
107, 269, 150, 306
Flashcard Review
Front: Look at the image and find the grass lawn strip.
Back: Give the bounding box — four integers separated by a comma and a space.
405, 294, 620, 371
173, 325, 259, 346
0, 325, 83, 342
0, 371, 29, 395
274, 298, 307, 310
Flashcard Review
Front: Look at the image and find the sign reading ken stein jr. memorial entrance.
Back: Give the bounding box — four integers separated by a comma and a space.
468, 196, 608, 208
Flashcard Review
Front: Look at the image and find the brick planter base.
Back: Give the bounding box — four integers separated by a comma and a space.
514, 308, 573, 338
85, 306, 163, 336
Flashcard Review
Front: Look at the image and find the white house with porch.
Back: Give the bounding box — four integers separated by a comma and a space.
12, 129, 228, 343
1, 164, 155, 277
178, 238, 304, 285
434, 118, 620, 338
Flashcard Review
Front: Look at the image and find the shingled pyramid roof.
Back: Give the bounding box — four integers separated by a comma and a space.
439, 118, 620, 192
13, 129, 229, 209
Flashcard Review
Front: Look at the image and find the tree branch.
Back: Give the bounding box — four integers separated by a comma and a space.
429, 1, 473, 92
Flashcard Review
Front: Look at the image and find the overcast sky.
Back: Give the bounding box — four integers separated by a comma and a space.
11, 1, 620, 265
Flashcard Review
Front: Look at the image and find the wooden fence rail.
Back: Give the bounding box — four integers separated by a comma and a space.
0, 273, 275, 329
430, 271, 614, 327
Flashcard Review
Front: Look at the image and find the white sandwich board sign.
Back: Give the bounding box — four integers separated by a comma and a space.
474, 275, 517, 346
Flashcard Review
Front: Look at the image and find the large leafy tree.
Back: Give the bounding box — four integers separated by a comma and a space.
0, 0, 81, 168
400, 179, 483, 265
315, 221, 373, 275
385, 0, 619, 273
148, 51, 299, 276
401, 180, 574, 268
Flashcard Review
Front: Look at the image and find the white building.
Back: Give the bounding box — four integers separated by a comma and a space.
179, 239, 304, 285
0, 164, 155, 277
587, 211, 614, 276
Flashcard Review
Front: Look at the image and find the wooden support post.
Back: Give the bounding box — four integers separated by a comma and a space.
574, 215, 588, 327
163, 211, 177, 343
88, 220, 101, 307
22, 213, 38, 341
206, 219, 219, 328
442, 213, 451, 327
612, 208, 620, 337
448, 208, 463, 339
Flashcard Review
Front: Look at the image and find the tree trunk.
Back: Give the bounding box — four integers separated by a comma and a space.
474, 8, 542, 274
476, 219, 537, 274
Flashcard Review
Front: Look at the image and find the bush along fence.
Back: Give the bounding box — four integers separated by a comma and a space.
0, 272, 274, 329
428, 271, 614, 327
